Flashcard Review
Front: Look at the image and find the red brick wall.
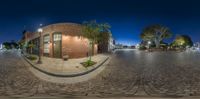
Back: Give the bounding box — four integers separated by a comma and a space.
25, 23, 98, 59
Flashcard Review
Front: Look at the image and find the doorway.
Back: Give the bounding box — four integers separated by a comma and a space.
53, 33, 62, 58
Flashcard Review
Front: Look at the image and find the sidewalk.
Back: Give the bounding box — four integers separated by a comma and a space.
24, 54, 109, 77
3, 96, 200, 99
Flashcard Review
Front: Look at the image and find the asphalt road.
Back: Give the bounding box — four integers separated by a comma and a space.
1, 49, 200, 99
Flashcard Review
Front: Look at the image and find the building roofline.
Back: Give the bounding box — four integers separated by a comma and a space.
41, 22, 82, 29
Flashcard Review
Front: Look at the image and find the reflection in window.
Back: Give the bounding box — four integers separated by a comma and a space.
43, 35, 50, 54
53, 34, 62, 41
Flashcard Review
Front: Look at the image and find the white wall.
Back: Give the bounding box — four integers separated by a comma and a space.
108, 38, 115, 52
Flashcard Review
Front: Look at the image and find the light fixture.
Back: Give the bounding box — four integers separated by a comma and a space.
148, 41, 151, 44
38, 28, 43, 33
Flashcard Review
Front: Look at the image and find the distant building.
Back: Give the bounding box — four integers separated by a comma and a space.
131, 45, 136, 49
123, 45, 129, 49
98, 34, 115, 53
115, 44, 124, 49
193, 42, 200, 50
108, 36, 115, 52
194, 42, 200, 48
23, 23, 98, 59
135, 44, 140, 49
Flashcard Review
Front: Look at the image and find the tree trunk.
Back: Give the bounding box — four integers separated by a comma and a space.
92, 42, 95, 55
88, 40, 93, 61
31, 47, 32, 54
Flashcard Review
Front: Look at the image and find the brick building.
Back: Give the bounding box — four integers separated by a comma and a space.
24, 23, 97, 58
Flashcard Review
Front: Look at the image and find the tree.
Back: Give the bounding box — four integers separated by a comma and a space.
82, 20, 101, 61
18, 39, 25, 49
141, 24, 172, 48
10, 40, 19, 49
3, 42, 11, 49
27, 41, 35, 54
3, 41, 19, 49
98, 23, 112, 53
171, 35, 193, 48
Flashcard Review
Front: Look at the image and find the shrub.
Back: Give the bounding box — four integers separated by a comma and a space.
81, 60, 96, 68
139, 46, 147, 50
27, 55, 37, 61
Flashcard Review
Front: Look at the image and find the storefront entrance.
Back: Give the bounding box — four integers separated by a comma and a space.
53, 33, 62, 58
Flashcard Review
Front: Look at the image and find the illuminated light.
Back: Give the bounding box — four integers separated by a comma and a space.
181, 42, 183, 45
84, 38, 88, 42
136, 44, 140, 49
64, 35, 69, 40
148, 41, 151, 44
80, 36, 83, 40
38, 28, 43, 32
75, 36, 81, 41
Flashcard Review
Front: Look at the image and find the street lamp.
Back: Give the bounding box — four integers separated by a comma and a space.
37, 25, 43, 64
148, 41, 151, 49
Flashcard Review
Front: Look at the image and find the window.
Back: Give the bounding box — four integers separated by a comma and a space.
53, 33, 62, 58
43, 35, 50, 54
33, 38, 39, 55
53, 33, 62, 41
44, 35, 50, 42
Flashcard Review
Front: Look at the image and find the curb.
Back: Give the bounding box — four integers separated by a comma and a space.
22, 54, 109, 78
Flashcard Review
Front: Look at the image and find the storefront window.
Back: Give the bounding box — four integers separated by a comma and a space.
53, 33, 62, 41
43, 35, 50, 55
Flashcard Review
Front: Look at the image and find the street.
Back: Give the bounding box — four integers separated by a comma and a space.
0, 49, 200, 98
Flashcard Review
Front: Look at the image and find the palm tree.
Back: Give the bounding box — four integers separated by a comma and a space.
82, 20, 101, 61
141, 24, 172, 48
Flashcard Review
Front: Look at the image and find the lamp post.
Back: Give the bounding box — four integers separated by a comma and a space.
148, 41, 151, 49
148, 41, 151, 52
37, 26, 43, 64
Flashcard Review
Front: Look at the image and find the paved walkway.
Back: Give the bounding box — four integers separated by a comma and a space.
25, 54, 109, 76
2, 96, 200, 99
1, 49, 200, 98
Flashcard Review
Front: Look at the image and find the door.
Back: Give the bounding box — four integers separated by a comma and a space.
53, 33, 62, 58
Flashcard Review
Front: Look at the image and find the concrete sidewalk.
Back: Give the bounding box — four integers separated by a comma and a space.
2, 96, 200, 99
22, 53, 110, 83
25, 54, 109, 76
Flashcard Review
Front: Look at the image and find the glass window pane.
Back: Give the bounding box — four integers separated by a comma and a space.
43, 35, 50, 54
53, 33, 61, 41
44, 35, 50, 43
44, 43, 49, 53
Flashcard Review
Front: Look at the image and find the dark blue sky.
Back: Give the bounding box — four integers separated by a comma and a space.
0, 0, 200, 45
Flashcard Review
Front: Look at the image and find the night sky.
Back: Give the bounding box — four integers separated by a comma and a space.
0, 0, 200, 45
